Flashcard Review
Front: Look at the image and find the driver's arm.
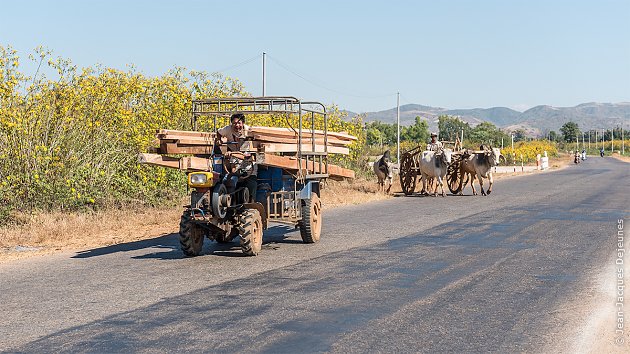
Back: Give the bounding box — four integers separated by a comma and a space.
216, 126, 230, 144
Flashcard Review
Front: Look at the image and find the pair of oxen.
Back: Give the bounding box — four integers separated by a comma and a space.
374, 146, 502, 196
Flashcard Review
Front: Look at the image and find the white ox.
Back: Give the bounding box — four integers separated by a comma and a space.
373, 151, 393, 193
460, 146, 501, 196
419, 148, 452, 197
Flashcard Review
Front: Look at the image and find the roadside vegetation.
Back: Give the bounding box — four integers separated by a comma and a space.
0, 46, 364, 226
0, 46, 626, 256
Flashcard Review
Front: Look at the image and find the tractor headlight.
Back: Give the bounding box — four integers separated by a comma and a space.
188, 172, 214, 188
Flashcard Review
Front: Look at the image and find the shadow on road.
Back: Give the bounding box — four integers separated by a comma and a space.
71, 224, 302, 260
195, 224, 303, 259
72, 234, 178, 259
393, 192, 476, 198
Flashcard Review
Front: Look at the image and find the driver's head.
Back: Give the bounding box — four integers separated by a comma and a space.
230, 113, 245, 132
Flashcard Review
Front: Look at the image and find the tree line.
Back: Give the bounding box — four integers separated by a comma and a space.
366, 115, 513, 148
366, 116, 628, 149
556, 121, 629, 143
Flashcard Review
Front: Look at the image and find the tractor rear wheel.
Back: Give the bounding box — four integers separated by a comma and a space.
299, 194, 322, 243
239, 209, 263, 256
179, 211, 204, 256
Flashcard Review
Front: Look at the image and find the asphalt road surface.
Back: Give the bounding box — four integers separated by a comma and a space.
1, 157, 628, 353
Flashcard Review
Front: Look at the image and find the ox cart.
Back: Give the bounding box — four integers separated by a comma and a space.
399, 142, 503, 196
399, 143, 465, 196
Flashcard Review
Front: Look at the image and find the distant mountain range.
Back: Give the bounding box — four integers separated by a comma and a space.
345, 102, 630, 137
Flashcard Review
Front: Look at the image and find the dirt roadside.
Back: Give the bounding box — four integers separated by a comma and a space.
545, 258, 629, 354
611, 152, 630, 163
0, 156, 575, 263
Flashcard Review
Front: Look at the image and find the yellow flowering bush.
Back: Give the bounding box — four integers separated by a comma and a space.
501, 140, 558, 164
0, 46, 246, 218
0, 46, 364, 223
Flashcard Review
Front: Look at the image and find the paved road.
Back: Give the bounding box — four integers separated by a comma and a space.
1, 157, 628, 353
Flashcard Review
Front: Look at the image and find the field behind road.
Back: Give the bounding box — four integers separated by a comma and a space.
0, 157, 628, 353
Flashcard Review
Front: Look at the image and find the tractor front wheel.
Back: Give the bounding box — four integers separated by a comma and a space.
179, 211, 204, 257
239, 209, 263, 256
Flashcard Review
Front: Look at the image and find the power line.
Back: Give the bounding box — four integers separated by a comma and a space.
267, 54, 396, 99
213, 54, 261, 74
399, 94, 430, 108
399, 94, 413, 106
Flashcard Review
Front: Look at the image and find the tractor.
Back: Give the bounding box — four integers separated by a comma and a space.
179, 97, 327, 256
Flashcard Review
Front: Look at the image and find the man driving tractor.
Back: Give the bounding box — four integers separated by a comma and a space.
216, 113, 257, 202
217, 113, 252, 151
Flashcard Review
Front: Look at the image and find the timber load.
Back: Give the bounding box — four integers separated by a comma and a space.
139, 127, 356, 179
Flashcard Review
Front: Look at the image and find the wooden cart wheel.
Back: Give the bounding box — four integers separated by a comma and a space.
399, 152, 417, 195
447, 156, 463, 194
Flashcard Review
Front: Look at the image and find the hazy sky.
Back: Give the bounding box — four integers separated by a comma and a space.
1, 0, 628, 113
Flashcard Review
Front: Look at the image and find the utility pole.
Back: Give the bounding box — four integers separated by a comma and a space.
622, 123, 625, 155
588, 130, 591, 150
511, 134, 515, 171
596, 130, 598, 149
396, 92, 400, 163
576, 136, 579, 152
262, 52, 266, 96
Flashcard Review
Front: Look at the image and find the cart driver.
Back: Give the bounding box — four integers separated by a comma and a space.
217, 113, 253, 151
427, 132, 443, 151
217, 113, 257, 202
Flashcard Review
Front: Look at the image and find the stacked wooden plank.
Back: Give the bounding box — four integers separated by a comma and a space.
250, 126, 356, 155
139, 153, 213, 171
151, 127, 356, 155
256, 153, 355, 179
139, 152, 355, 179
153, 129, 217, 155
140, 127, 356, 179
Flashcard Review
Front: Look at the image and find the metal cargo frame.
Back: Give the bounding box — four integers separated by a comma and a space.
190, 96, 330, 183
191, 97, 328, 225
